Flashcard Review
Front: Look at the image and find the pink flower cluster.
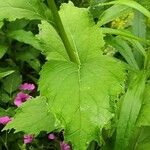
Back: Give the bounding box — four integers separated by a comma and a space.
19, 83, 35, 91
48, 133, 71, 150
0, 83, 35, 144
60, 141, 71, 150
1, 83, 71, 148
15, 83, 35, 144
0, 116, 12, 125
14, 83, 35, 107
24, 135, 34, 144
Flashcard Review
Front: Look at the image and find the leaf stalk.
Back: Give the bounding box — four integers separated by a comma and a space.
47, 0, 80, 65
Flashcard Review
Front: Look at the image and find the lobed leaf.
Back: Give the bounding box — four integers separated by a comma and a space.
7, 30, 42, 51
0, 0, 52, 21
4, 97, 60, 135
39, 2, 125, 149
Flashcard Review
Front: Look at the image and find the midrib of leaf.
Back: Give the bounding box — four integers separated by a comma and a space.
69, 32, 81, 65
77, 65, 82, 147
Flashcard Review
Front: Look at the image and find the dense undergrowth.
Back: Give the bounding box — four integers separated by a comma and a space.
0, 0, 150, 150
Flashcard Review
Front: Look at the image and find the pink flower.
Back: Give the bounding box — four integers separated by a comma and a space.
14, 92, 31, 107
19, 83, 35, 91
60, 142, 71, 150
24, 135, 34, 144
48, 133, 56, 140
0, 116, 12, 125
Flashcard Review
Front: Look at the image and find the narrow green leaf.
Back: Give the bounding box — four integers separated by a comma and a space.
124, 38, 146, 59
134, 127, 150, 150
125, 38, 147, 69
109, 37, 139, 70
98, 4, 130, 26
97, 0, 150, 19
4, 97, 60, 134
115, 71, 147, 150
137, 84, 150, 126
101, 27, 150, 45
132, 11, 146, 39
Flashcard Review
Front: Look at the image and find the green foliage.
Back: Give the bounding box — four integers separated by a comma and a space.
98, 4, 130, 26
108, 37, 139, 69
0, 69, 15, 79
0, 44, 7, 59
2, 72, 22, 94
134, 127, 150, 150
137, 84, 150, 126
115, 71, 147, 150
0, 0, 150, 149
7, 30, 42, 51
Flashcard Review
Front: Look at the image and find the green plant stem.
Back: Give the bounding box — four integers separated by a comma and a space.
47, 0, 80, 65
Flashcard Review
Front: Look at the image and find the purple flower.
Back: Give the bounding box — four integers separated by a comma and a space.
0, 116, 12, 125
60, 142, 71, 150
24, 135, 34, 144
48, 133, 56, 140
14, 92, 31, 107
19, 83, 35, 91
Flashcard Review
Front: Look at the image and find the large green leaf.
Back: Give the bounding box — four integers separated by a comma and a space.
4, 97, 60, 134
0, 0, 51, 21
115, 71, 147, 150
39, 2, 125, 149
39, 57, 124, 149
